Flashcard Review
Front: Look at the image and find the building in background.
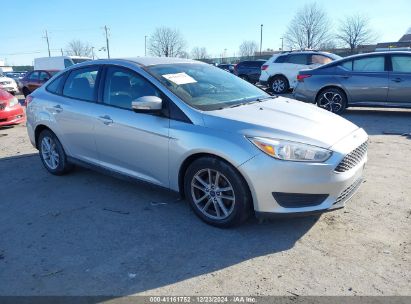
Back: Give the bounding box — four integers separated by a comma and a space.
376, 27, 411, 51
0, 59, 14, 73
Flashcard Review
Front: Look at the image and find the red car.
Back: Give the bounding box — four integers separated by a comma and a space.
19, 70, 58, 97
0, 89, 25, 127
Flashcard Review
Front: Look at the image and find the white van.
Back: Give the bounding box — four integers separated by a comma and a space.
34, 56, 92, 71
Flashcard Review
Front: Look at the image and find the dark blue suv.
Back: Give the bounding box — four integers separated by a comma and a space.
234, 60, 265, 83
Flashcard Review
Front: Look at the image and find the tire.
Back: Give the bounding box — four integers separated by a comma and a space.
316, 87, 347, 115
239, 75, 249, 82
38, 129, 73, 175
184, 157, 252, 228
22, 87, 30, 98
269, 76, 289, 94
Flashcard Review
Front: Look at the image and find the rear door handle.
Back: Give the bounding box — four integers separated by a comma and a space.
98, 115, 113, 125
392, 78, 402, 83
53, 105, 63, 113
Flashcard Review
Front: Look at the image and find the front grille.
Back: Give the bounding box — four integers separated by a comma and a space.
335, 141, 368, 173
334, 178, 363, 205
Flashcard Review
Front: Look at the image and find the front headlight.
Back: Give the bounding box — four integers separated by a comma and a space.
248, 137, 332, 162
8, 97, 19, 107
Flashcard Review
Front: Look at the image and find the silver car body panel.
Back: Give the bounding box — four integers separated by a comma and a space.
27, 57, 368, 214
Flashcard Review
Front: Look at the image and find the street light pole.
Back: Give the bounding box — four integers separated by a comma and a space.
281, 37, 284, 51
260, 24, 263, 55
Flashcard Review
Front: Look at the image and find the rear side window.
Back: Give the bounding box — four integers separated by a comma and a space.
311, 55, 333, 65
353, 56, 385, 72
46, 73, 66, 94
39, 71, 50, 82
391, 55, 411, 73
287, 54, 308, 65
274, 55, 287, 63
63, 67, 99, 101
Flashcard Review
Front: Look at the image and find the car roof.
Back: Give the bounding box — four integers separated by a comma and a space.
120, 57, 202, 67
341, 51, 411, 61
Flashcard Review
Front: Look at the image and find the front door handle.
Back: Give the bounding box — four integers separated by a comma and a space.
53, 105, 63, 113
98, 115, 113, 125
392, 78, 402, 83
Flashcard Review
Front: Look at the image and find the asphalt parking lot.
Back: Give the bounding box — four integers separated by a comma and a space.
0, 95, 410, 296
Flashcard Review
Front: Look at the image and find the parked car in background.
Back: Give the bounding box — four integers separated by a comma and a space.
0, 89, 25, 127
234, 60, 266, 83
34, 56, 91, 71
293, 51, 411, 114
19, 70, 58, 97
0, 72, 19, 95
26, 57, 367, 227
217, 64, 235, 73
260, 51, 341, 94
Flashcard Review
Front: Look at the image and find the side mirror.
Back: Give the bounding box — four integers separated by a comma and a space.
132, 96, 162, 113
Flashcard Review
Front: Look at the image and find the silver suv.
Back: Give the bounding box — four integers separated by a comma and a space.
26, 57, 368, 227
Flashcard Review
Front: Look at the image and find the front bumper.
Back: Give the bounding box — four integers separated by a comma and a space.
238, 128, 368, 214
0, 105, 25, 126
0, 84, 19, 94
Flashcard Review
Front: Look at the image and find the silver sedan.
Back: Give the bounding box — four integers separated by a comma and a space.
26, 57, 368, 227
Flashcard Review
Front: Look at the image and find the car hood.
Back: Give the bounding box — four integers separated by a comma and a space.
0, 76, 14, 82
202, 97, 359, 148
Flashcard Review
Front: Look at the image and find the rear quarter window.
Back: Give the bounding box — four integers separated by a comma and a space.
46, 73, 66, 94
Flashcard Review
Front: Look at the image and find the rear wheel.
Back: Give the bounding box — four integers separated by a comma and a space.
38, 130, 73, 175
184, 157, 252, 228
316, 87, 347, 114
269, 76, 289, 94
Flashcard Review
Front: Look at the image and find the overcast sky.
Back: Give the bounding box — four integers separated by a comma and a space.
1, 0, 410, 65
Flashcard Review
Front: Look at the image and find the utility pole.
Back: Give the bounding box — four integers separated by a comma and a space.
91, 47, 95, 60
60, 48, 64, 56
145, 35, 147, 56
260, 24, 263, 55
104, 25, 110, 59
281, 37, 284, 51
43, 30, 51, 57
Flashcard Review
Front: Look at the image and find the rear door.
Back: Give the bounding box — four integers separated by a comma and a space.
249, 61, 264, 82
26, 71, 40, 92
336, 55, 388, 104
52, 66, 102, 164
387, 54, 411, 104
283, 54, 310, 88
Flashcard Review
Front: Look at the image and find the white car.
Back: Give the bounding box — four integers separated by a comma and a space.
259, 51, 341, 94
0, 73, 19, 95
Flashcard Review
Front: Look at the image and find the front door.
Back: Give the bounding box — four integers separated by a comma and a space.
93, 66, 170, 187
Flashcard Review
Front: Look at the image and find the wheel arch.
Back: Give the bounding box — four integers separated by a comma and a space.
178, 152, 253, 203
34, 124, 53, 149
268, 73, 290, 85
315, 85, 350, 105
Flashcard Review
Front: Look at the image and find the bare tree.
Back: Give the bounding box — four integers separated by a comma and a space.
283, 2, 331, 50
148, 27, 187, 57
65, 40, 93, 57
337, 14, 375, 53
238, 41, 258, 58
191, 47, 209, 60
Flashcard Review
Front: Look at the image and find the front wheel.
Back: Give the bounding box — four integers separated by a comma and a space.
184, 157, 252, 228
316, 88, 347, 114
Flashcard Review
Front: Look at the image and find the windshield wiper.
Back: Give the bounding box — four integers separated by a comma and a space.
229, 95, 277, 108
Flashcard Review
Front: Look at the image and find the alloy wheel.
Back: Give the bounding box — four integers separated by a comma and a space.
318, 92, 343, 113
41, 136, 60, 170
272, 79, 285, 93
190, 168, 236, 220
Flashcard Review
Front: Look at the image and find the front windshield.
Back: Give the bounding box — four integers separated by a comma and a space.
146, 63, 270, 111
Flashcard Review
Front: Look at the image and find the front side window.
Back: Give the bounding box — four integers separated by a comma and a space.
287, 54, 308, 65
147, 63, 269, 111
103, 67, 161, 110
353, 56, 385, 72
28, 72, 39, 81
63, 67, 99, 101
391, 55, 411, 73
